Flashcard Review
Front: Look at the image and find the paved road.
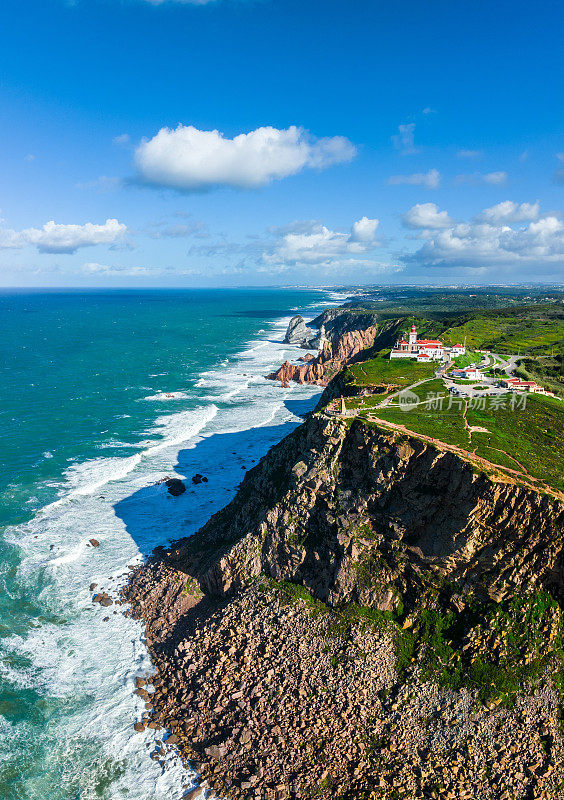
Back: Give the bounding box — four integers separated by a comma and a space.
490, 352, 520, 377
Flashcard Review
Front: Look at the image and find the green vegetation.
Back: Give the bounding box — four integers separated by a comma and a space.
466, 393, 564, 490
452, 350, 483, 369
515, 353, 564, 396
184, 577, 203, 596
409, 592, 564, 705
370, 392, 564, 491
322, 288, 564, 325
267, 578, 564, 707
440, 304, 564, 356
345, 355, 436, 389
373, 397, 471, 450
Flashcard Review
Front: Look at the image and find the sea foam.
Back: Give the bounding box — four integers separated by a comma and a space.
2, 310, 323, 799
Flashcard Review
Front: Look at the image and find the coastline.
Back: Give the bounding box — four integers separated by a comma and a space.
1, 290, 332, 800
123, 561, 564, 800
121, 400, 564, 799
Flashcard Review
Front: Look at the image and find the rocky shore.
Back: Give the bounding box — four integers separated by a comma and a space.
267, 326, 378, 387
123, 563, 564, 800
120, 399, 564, 799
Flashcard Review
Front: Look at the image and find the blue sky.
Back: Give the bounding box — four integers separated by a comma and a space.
1, 0, 564, 287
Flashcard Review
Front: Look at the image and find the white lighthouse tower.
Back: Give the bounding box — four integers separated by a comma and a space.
409, 323, 418, 352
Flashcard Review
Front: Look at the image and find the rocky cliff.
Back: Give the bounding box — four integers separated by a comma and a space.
282, 315, 320, 348
267, 325, 378, 386
311, 307, 380, 339
170, 414, 564, 610
124, 411, 564, 800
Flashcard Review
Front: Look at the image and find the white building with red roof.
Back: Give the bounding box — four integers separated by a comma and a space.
390, 323, 449, 361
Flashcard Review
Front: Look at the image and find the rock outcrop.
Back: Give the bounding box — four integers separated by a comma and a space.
123, 411, 564, 800
311, 307, 380, 340
268, 325, 378, 387
283, 315, 317, 347
165, 478, 186, 496
169, 414, 564, 609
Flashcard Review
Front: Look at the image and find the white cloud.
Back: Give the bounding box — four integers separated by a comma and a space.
0, 219, 126, 254
405, 201, 564, 271
457, 149, 482, 159
477, 200, 539, 223
82, 262, 164, 277
113, 134, 131, 146
82, 262, 125, 273
483, 171, 508, 185
403, 203, 453, 229
391, 123, 419, 155
388, 169, 440, 189
350, 216, 380, 242
134, 124, 356, 191
455, 171, 508, 186
191, 216, 392, 276
262, 217, 382, 271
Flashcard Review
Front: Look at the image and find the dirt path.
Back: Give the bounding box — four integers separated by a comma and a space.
361, 413, 564, 503
461, 400, 531, 473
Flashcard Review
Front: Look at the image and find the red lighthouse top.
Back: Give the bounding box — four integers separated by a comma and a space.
411, 323, 417, 332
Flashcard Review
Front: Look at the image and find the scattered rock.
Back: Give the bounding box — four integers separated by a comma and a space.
205, 744, 227, 761
165, 478, 186, 496
92, 592, 113, 607
184, 787, 206, 800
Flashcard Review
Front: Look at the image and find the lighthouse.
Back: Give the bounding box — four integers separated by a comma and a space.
409, 323, 418, 351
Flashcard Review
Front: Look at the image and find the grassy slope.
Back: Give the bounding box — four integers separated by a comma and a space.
346, 356, 436, 389
373, 399, 471, 451
467, 394, 564, 486
440, 304, 564, 355
515, 355, 564, 397
372, 393, 564, 491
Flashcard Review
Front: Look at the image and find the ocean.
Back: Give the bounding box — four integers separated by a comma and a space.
0, 288, 336, 800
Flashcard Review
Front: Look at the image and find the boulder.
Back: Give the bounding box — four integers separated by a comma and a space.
93, 592, 113, 607
165, 478, 186, 496
191, 474, 208, 485
283, 315, 316, 347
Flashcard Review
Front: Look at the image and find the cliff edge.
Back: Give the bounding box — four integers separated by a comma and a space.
122, 410, 564, 800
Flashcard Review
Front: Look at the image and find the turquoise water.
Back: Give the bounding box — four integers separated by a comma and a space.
0, 288, 330, 800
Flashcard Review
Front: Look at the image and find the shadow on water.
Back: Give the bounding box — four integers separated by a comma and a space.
283, 397, 317, 418
113, 419, 304, 559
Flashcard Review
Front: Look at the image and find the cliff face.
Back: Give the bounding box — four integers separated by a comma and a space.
267, 325, 378, 387
126, 410, 564, 800
282, 315, 318, 348
170, 414, 564, 611
311, 308, 380, 338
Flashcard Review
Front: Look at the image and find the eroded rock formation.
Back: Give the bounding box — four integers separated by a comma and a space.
123, 412, 564, 800
268, 325, 378, 387
168, 414, 564, 608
